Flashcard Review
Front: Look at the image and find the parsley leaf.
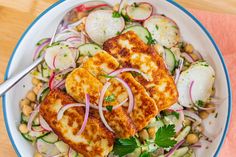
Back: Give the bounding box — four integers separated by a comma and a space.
113, 137, 138, 157
116, 31, 121, 35
155, 25, 159, 30
122, 14, 132, 22
146, 35, 156, 45
155, 124, 177, 148
196, 100, 204, 107
106, 105, 113, 112
112, 11, 121, 18
140, 151, 151, 157
104, 94, 115, 102
100, 74, 115, 78
172, 111, 180, 119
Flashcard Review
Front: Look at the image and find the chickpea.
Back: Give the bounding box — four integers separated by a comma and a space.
186, 134, 199, 144
20, 98, 30, 109
205, 103, 215, 113
139, 129, 149, 142
184, 44, 194, 54
147, 127, 156, 139
32, 77, 40, 86
76, 23, 85, 32
33, 83, 42, 94
19, 124, 29, 134
183, 118, 192, 126
31, 103, 37, 109
113, 4, 120, 12
199, 111, 209, 119
22, 105, 33, 117
26, 90, 36, 102
34, 152, 42, 157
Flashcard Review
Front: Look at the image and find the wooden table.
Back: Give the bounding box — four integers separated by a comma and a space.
0, 0, 235, 156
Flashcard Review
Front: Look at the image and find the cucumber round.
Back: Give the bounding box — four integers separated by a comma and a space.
29, 131, 49, 139
37, 139, 60, 156
21, 113, 29, 124
171, 147, 189, 157
21, 133, 35, 142
175, 126, 191, 143
78, 43, 102, 57
41, 132, 58, 144
164, 48, 177, 74
38, 87, 50, 103
123, 25, 150, 44
55, 141, 69, 153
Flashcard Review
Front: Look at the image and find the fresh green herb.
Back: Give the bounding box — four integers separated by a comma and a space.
140, 151, 151, 157
155, 124, 177, 148
64, 54, 68, 57
171, 111, 180, 119
116, 31, 121, 35
196, 100, 204, 107
87, 51, 92, 57
133, 2, 139, 7
113, 137, 139, 157
112, 11, 121, 18
146, 35, 156, 45
100, 74, 115, 78
122, 14, 131, 22
163, 110, 180, 119
106, 106, 113, 112
130, 71, 141, 77
104, 94, 115, 102
172, 25, 178, 29
155, 25, 159, 30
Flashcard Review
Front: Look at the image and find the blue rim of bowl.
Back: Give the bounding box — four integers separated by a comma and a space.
2, 0, 232, 157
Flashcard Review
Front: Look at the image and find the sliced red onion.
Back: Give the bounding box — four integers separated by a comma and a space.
76, 3, 109, 12
57, 103, 85, 121
52, 55, 57, 69
39, 116, 52, 131
27, 105, 40, 133
98, 82, 114, 132
175, 110, 184, 132
165, 140, 185, 157
181, 52, 194, 63
174, 58, 184, 84
109, 68, 150, 81
37, 84, 49, 102
183, 110, 202, 124
49, 72, 56, 90
193, 50, 203, 60
114, 77, 134, 113
189, 80, 195, 105
33, 38, 51, 60
54, 79, 66, 89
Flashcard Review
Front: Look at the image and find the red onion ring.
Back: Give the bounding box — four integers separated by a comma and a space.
57, 103, 85, 121
33, 38, 50, 60
174, 58, 184, 84
181, 52, 194, 63
39, 116, 52, 131
27, 105, 41, 133
49, 72, 56, 90
183, 110, 202, 124
165, 140, 185, 157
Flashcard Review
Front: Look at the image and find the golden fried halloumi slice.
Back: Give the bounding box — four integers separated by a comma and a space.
65, 68, 136, 138
103, 31, 178, 110
39, 90, 114, 157
81, 51, 158, 131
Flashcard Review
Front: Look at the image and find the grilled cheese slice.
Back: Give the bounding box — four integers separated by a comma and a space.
103, 31, 178, 110
65, 68, 136, 138
39, 90, 114, 157
81, 51, 158, 131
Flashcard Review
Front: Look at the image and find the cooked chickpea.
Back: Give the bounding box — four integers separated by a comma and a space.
33, 83, 42, 94
26, 91, 36, 102
205, 103, 215, 113
76, 23, 85, 32
31, 103, 37, 109
20, 98, 30, 109
199, 111, 209, 119
19, 124, 29, 134
186, 134, 199, 144
113, 4, 120, 12
32, 77, 41, 86
34, 152, 42, 157
147, 127, 156, 139
139, 129, 149, 142
22, 105, 33, 116
184, 44, 194, 54
183, 118, 192, 126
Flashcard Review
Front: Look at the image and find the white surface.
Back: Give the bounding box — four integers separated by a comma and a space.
4, 0, 229, 157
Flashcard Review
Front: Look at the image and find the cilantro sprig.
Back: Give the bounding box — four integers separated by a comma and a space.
112, 11, 121, 18
104, 94, 115, 102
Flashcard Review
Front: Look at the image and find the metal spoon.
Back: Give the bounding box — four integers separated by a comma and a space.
0, 1, 109, 96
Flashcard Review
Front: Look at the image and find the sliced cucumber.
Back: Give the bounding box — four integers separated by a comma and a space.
41, 132, 58, 144
37, 139, 60, 156
123, 25, 150, 44
164, 48, 177, 74
33, 116, 40, 126
55, 141, 69, 153
29, 131, 49, 139
38, 87, 50, 103
171, 147, 189, 157
177, 61, 215, 107
21, 113, 29, 124
147, 119, 164, 130
78, 43, 102, 57
175, 126, 191, 143
32, 126, 45, 132
68, 148, 78, 157
21, 133, 35, 142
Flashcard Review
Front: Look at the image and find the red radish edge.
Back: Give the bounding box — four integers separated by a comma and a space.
49, 72, 56, 90
126, 2, 153, 22
76, 3, 109, 12
39, 116, 52, 131
98, 82, 114, 132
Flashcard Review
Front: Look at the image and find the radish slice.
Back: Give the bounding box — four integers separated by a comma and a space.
174, 58, 184, 84
85, 10, 125, 45
37, 139, 60, 156
44, 45, 75, 71
75, 2, 109, 12
98, 82, 114, 132
39, 116, 52, 131
177, 61, 215, 107
108, 68, 150, 81
144, 15, 180, 48
114, 77, 134, 113
126, 2, 153, 21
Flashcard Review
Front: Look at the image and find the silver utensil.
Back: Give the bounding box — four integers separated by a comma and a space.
0, 1, 108, 97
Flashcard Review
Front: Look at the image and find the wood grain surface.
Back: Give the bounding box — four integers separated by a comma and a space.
0, 0, 235, 156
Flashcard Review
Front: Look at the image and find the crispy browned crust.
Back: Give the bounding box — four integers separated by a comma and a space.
40, 89, 114, 157
65, 68, 136, 138
103, 31, 178, 110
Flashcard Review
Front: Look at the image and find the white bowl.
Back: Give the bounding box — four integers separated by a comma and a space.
2, 0, 232, 157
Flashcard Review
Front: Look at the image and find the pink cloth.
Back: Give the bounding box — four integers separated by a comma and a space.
188, 9, 236, 156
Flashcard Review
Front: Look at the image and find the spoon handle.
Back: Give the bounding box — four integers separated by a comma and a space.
0, 56, 44, 97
